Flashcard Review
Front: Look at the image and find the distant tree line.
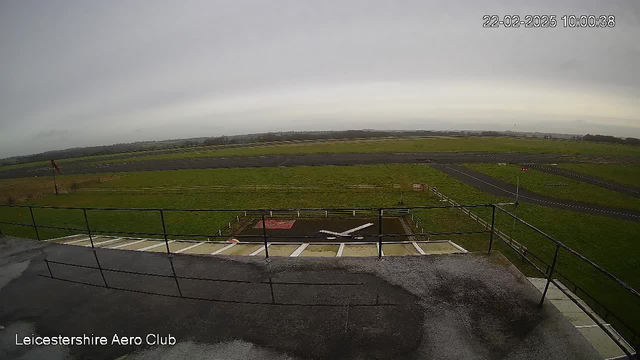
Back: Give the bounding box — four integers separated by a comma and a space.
582, 134, 640, 146
3, 130, 638, 166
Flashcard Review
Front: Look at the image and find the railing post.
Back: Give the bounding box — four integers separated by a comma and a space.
44, 259, 53, 277
378, 208, 383, 259
487, 205, 496, 254
539, 244, 561, 307
83, 208, 108, 287
262, 214, 269, 258
159, 209, 171, 254
28, 206, 40, 241
83, 209, 94, 248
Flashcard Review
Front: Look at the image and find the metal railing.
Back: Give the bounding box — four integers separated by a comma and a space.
0, 202, 638, 357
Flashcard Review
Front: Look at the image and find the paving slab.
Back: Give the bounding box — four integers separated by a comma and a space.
219, 244, 262, 256
147, 241, 196, 253
94, 239, 131, 248
118, 240, 160, 250
300, 245, 339, 257
266, 245, 299, 257
418, 242, 461, 254
382, 243, 419, 256
180, 242, 228, 254
341, 244, 378, 257
578, 326, 628, 359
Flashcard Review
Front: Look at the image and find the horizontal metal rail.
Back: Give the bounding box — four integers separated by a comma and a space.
495, 205, 640, 302
0, 203, 498, 212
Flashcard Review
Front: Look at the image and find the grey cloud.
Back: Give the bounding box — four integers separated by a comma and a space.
1, 0, 639, 157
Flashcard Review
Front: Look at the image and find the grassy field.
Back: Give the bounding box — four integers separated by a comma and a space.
80, 136, 640, 166
1, 164, 638, 341
0, 150, 154, 171
0, 174, 121, 205
557, 163, 640, 188
464, 163, 640, 211
4, 136, 639, 172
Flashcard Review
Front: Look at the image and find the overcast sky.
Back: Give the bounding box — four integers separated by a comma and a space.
1, 0, 639, 157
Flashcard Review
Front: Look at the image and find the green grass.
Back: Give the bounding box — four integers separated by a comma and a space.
85, 136, 640, 165
465, 163, 640, 211
557, 164, 640, 188
0, 151, 145, 171
1, 164, 638, 341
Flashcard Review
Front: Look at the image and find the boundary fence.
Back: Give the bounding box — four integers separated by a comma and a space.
0, 202, 638, 358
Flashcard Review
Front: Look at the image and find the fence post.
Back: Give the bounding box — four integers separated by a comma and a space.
28, 206, 40, 241
160, 209, 171, 254
539, 244, 561, 307
261, 214, 269, 259
487, 205, 496, 254
83, 209, 95, 248
378, 208, 383, 259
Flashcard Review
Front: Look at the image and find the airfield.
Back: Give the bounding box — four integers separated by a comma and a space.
1, 136, 639, 359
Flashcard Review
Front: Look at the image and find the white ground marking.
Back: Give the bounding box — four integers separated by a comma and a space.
45, 234, 84, 242
336, 243, 345, 257
138, 240, 174, 252
575, 324, 610, 329
249, 245, 268, 256
211, 242, 236, 255
175, 242, 205, 253
412, 242, 426, 255
448, 241, 469, 253
63, 237, 92, 245
290, 243, 309, 257
90, 238, 123, 247
319, 223, 374, 237
109, 239, 146, 249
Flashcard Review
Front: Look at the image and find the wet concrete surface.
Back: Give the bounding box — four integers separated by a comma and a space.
431, 164, 640, 222
2, 152, 638, 179
0, 236, 601, 360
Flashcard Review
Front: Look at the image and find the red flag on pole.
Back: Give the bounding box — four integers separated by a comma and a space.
50, 160, 62, 174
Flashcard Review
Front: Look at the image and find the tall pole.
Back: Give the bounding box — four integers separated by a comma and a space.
52, 168, 59, 195
261, 214, 269, 258
487, 205, 496, 254
512, 175, 519, 232
378, 209, 383, 259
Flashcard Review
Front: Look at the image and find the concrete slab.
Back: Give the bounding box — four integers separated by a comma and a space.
180, 242, 228, 254
51, 234, 88, 244
564, 312, 598, 327
382, 243, 419, 256
418, 242, 461, 254
219, 244, 262, 256
118, 240, 159, 250
93, 238, 130, 248
578, 326, 627, 359
549, 298, 585, 313
64, 239, 94, 247
300, 245, 339, 257
341, 244, 378, 257
266, 245, 299, 257
147, 241, 196, 253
